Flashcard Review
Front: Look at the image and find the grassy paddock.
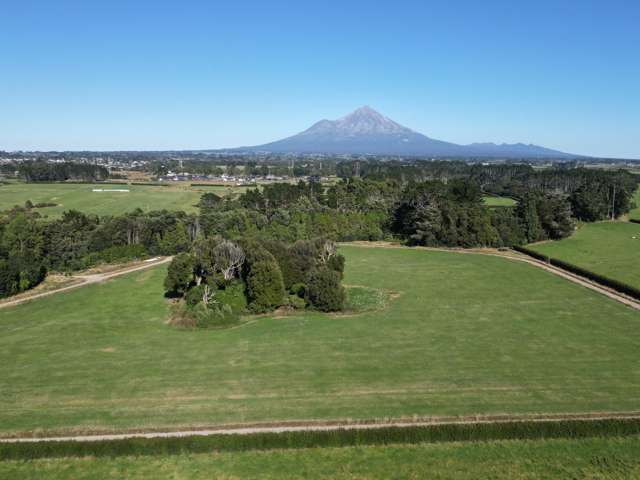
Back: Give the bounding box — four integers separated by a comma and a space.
482, 195, 517, 207
528, 221, 640, 290
1, 418, 640, 460
2, 436, 640, 479
1, 246, 640, 436
4, 440, 639, 480
0, 182, 246, 217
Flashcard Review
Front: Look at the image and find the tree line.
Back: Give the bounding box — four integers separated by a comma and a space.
15, 161, 110, 183
1, 161, 637, 299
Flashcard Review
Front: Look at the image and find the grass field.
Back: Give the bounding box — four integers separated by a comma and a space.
482, 195, 517, 207
528, 221, 640, 290
630, 188, 640, 220
0, 182, 248, 217
1, 245, 639, 436
1, 436, 639, 479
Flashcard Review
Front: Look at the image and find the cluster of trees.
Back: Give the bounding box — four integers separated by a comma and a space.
198, 180, 389, 243
164, 237, 346, 328
198, 176, 584, 248
16, 161, 110, 183
0, 212, 47, 298
391, 180, 575, 247
0, 207, 198, 298
337, 160, 639, 223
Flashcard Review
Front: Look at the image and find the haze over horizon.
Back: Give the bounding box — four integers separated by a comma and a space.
1, 0, 639, 158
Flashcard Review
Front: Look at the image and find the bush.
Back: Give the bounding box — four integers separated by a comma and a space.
290, 282, 306, 298
167, 302, 197, 329
287, 294, 306, 310
245, 260, 285, 313
83, 244, 147, 266
305, 267, 345, 312
215, 280, 248, 314
192, 302, 239, 329
168, 299, 240, 329
184, 284, 207, 307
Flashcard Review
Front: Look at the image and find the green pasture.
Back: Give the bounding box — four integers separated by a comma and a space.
0, 245, 639, 436
528, 221, 640, 289
482, 195, 517, 207
1, 436, 639, 479
0, 182, 247, 217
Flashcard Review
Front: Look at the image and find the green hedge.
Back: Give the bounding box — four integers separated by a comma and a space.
2, 418, 640, 460
513, 245, 640, 300
512, 245, 550, 263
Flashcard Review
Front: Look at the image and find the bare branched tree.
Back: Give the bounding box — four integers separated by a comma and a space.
318, 240, 337, 265
213, 240, 245, 281
202, 284, 216, 306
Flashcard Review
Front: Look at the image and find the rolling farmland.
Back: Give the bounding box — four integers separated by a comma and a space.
1, 245, 639, 436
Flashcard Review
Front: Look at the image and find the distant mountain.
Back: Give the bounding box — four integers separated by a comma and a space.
232, 106, 580, 158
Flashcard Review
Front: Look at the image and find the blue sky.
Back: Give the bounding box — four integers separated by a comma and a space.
1, 0, 638, 158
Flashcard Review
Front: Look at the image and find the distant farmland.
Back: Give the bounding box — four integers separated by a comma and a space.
1, 245, 639, 436
0, 182, 249, 217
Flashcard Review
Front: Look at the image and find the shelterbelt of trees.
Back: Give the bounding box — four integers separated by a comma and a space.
0, 161, 110, 183
0, 162, 637, 299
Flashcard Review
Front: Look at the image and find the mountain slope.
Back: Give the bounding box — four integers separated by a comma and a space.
235, 106, 579, 158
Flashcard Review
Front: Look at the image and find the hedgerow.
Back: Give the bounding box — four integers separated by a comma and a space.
1, 418, 639, 461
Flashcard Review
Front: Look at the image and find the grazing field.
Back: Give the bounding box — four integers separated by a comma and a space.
482, 195, 517, 207
0, 182, 247, 217
1, 436, 639, 479
528, 221, 640, 290
1, 245, 639, 436
630, 187, 640, 220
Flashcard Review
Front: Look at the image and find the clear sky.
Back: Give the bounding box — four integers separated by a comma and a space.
1, 0, 638, 158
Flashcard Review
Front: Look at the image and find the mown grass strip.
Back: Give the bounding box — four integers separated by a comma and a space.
2, 419, 640, 461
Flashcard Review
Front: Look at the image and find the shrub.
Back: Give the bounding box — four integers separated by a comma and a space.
287, 294, 306, 310
305, 267, 345, 312
245, 260, 285, 313
167, 302, 197, 329
192, 302, 239, 329
215, 280, 248, 314
168, 299, 240, 329
290, 282, 306, 298
184, 284, 207, 307
83, 244, 147, 266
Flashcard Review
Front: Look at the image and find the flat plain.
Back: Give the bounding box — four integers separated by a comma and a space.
1, 245, 639, 436
528, 221, 640, 289
0, 182, 247, 217
1, 436, 639, 479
